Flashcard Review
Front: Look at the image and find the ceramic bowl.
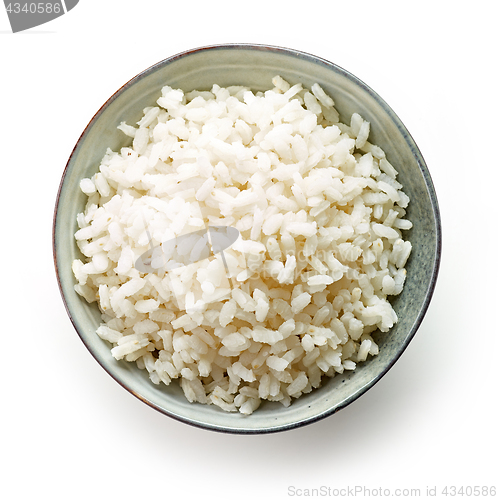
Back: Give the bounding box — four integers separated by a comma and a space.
53, 44, 441, 433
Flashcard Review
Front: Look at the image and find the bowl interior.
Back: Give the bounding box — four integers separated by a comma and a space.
54, 45, 441, 433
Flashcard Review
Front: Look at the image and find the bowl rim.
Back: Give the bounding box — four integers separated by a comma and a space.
53, 43, 442, 434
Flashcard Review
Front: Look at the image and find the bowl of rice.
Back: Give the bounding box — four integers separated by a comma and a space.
53, 44, 441, 433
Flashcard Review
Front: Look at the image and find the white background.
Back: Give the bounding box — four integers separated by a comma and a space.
1, 1, 496, 499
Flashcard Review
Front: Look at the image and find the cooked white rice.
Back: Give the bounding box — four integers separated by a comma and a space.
73, 76, 412, 414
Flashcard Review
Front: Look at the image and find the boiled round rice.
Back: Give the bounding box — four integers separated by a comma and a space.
72, 76, 412, 414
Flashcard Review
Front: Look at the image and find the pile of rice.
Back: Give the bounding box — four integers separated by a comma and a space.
72, 76, 412, 415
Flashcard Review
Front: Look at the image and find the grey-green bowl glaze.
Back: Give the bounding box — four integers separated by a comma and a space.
53, 44, 441, 434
